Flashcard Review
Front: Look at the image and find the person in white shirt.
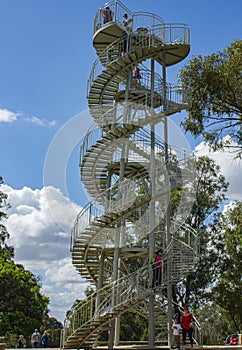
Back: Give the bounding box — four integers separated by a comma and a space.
171, 318, 182, 350
31, 329, 40, 348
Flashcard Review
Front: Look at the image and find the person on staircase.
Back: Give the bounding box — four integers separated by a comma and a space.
134, 65, 141, 81
121, 30, 129, 55
151, 249, 163, 288
150, 252, 156, 289
123, 13, 132, 33
181, 306, 195, 350
155, 249, 164, 286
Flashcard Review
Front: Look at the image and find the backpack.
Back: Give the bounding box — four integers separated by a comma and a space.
149, 255, 156, 264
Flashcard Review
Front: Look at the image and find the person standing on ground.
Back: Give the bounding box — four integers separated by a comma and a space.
31, 329, 40, 348
17, 335, 26, 348
171, 317, 182, 350
181, 306, 195, 350
41, 331, 49, 348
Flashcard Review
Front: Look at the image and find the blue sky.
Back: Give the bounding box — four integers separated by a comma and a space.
0, 0, 241, 323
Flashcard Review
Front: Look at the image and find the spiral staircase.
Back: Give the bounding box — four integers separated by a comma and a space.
61, 1, 200, 349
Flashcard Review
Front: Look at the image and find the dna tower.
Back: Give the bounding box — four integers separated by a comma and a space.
61, 1, 200, 349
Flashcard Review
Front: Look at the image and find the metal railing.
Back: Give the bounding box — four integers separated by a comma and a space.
93, 1, 164, 35
80, 122, 194, 173
87, 27, 189, 105
61, 257, 198, 348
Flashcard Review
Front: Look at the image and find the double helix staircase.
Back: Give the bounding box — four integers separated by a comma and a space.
61, 1, 200, 349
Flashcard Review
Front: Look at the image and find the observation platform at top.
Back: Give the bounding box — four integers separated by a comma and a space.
92, 0, 191, 67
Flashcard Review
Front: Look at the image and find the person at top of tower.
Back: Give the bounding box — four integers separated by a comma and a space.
102, 6, 113, 24
123, 13, 132, 33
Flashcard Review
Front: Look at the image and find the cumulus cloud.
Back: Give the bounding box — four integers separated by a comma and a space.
42, 259, 90, 321
3, 184, 88, 323
194, 139, 242, 200
0, 108, 21, 123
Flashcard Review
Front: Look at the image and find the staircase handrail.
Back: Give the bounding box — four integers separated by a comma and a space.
93, 2, 164, 35
80, 121, 194, 174
120, 63, 187, 111
71, 158, 197, 251
62, 261, 167, 344
87, 25, 189, 100
80, 124, 164, 169
81, 99, 151, 165
62, 253, 199, 348
172, 219, 200, 255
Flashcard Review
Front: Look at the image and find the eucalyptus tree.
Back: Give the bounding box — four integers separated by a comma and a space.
172, 156, 229, 306
208, 201, 242, 333
179, 40, 242, 158
0, 179, 49, 341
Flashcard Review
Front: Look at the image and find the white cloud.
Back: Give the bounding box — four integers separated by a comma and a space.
3, 184, 88, 323
23, 116, 57, 127
194, 139, 242, 200
0, 107, 56, 127
0, 108, 21, 123
42, 259, 90, 321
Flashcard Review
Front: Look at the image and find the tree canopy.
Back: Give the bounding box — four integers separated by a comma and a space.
173, 156, 229, 307
0, 176, 14, 259
179, 40, 242, 157
208, 201, 242, 333
0, 180, 51, 344
0, 257, 49, 337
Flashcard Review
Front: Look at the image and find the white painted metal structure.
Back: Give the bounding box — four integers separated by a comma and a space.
61, 1, 200, 349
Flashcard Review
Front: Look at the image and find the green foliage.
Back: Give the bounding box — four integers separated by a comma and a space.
0, 182, 14, 258
179, 40, 242, 157
0, 180, 51, 342
208, 202, 242, 333
173, 156, 229, 306
4, 332, 19, 348
198, 304, 231, 344
0, 256, 49, 336
120, 310, 147, 340
190, 156, 228, 227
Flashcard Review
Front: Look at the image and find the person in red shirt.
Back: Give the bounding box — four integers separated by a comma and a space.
181, 306, 195, 350
134, 66, 141, 80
